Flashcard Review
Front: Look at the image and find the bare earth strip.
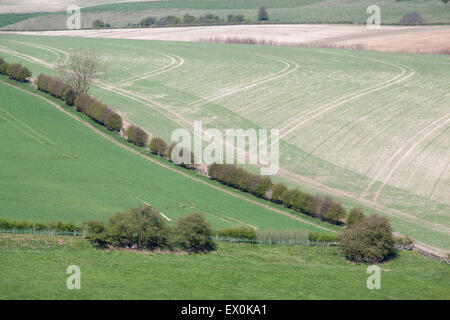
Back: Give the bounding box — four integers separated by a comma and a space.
5, 24, 450, 54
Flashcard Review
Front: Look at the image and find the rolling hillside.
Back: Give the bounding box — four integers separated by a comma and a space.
0, 33, 447, 251
1, 0, 449, 30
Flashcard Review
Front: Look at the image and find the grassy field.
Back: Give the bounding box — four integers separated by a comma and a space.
1, 0, 449, 30
0, 234, 448, 299
0, 77, 338, 234
0, 33, 447, 251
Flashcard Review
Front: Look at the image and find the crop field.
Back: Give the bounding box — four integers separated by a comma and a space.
1, 0, 449, 31
1, 234, 449, 299
0, 33, 448, 252
0, 78, 339, 234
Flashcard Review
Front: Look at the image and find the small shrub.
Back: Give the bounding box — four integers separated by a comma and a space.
63, 87, 77, 106
149, 137, 168, 156
74, 94, 95, 114
347, 207, 365, 226
258, 7, 269, 21
87, 100, 108, 124
183, 14, 197, 24
340, 215, 396, 263
0, 62, 9, 75
83, 220, 108, 247
126, 124, 148, 147
140, 17, 157, 27
105, 205, 171, 249
399, 12, 426, 24
6, 63, 31, 82
174, 212, 216, 252
160, 16, 181, 25
270, 183, 288, 204
102, 108, 122, 131
325, 201, 346, 224
93, 19, 106, 28
395, 236, 414, 250
227, 14, 246, 23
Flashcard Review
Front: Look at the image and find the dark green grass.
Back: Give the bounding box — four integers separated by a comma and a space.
0, 234, 448, 299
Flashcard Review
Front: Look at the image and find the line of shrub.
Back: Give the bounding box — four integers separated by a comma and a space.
135, 13, 248, 28
36, 73, 123, 132
216, 226, 257, 240
208, 163, 348, 225
0, 218, 81, 232
0, 56, 31, 82
128, 131, 356, 226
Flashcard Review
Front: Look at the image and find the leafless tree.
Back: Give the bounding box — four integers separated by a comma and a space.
57, 49, 105, 95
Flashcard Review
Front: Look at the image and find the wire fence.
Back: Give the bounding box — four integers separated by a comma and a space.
213, 235, 338, 247
0, 228, 86, 237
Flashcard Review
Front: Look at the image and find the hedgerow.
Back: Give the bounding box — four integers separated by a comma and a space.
0, 218, 81, 232
217, 227, 257, 240
0, 57, 31, 82
208, 163, 353, 225
126, 124, 148, 147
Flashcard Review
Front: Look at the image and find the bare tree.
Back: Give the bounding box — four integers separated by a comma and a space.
57, 50, 105, 95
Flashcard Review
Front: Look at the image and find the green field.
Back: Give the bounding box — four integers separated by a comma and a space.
1, 0, 449, 30
0, 33, 447, 251
0, 77, 338, 234
0, 234, 448, 299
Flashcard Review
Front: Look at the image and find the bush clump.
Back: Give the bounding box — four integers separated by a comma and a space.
340, 215, 396, 263
63, 87, 77, 106
346, 207, 365, 226
399, 12, 426, 24
85, 207, 216, 253
258, 7, 269, 21
0, 218, 81, 232
126, 124, 148, 147
85, 205, 171, 249
149, 136, 168, 156
4, 63, 31, 82
101, 107, 122, 131
173, 212, 216, 252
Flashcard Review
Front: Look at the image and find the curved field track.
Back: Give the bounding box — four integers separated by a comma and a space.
0, 33, 448, 252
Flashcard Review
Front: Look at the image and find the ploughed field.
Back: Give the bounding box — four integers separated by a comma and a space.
0, 33, 448, 251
